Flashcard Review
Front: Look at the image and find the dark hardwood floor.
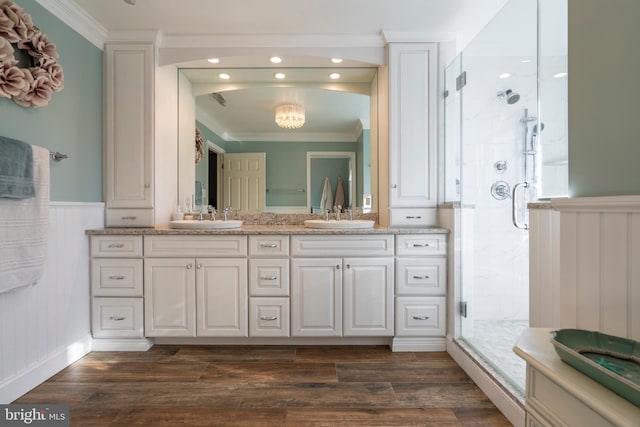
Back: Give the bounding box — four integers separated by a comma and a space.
14, 345, 513, 426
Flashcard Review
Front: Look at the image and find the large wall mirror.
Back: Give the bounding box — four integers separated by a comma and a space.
177, 67, 379, 214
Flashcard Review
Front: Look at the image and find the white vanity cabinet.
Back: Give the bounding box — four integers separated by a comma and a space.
143, 235, 248, 337
290, 235, 395, 337
104, 42, 155, 227
393, 233, 447, 351
90, 235, 149, 350
248, 235, 290, 337
388, 42, 438, 226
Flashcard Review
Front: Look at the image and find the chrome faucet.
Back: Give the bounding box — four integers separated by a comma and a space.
345, 208, 353, 221
324, 209, 330, 221
223, 206, 233, 221
211, 207, 217, 221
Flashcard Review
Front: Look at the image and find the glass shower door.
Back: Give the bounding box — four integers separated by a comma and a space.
457, 0, 538, 392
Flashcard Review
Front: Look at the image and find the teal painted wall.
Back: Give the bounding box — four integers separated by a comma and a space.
568, 0, 640, 197
0, 1, 102, 202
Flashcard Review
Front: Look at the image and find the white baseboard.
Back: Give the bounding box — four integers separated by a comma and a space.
154, 336, 392, 346
0, 335, 92, 404
391, 337, 446, 352
447, 337, 525, 427
91, 338, 154, 352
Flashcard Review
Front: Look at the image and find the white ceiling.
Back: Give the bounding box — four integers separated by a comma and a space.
68, 0, 510, 142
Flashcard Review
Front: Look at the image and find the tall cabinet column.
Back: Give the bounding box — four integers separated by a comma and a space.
104, 42, 155, 227
388, 42, 438, 227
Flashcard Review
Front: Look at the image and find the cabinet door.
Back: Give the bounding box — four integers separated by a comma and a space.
104, 43, 154, 212
196, 258, 248, 337
388, 43, 437, 209
144, 258, 195, 337
343, 258, 394, 336
291, 258, 342, 336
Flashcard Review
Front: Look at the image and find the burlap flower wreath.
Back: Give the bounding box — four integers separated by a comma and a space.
195, 127, 204, 165
0, 0, 63, 108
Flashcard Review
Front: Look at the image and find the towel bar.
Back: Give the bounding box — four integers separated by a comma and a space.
49, 151, 68, 162
266, 188, 305, 193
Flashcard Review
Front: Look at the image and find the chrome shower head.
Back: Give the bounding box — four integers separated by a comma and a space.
498, 89, 520, 104
533, 122, 545, 135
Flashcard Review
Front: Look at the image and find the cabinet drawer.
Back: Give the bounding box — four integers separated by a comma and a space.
91, 259, 143, 296
249, 235, 289, 256
92, 297, 144, 338
249, 297, 290, 337
396, 234, 447, 256
395, 297, 445, 336
145, 235, 247, 257
396, 258, 446, 296
249, 259, 290, 296
106, 208, 154, 227
91, 235, 143, 258
390, 208, 437, 227
291, 235, 394, 257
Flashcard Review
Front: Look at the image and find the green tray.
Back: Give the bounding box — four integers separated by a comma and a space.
551, 329, 640, 407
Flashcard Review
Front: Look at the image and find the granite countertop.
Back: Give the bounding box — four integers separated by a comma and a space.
86, 224, 449, 236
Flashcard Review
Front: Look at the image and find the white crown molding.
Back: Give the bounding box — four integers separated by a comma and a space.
550, 195, 640, 212
228, 131, 359, 143
35, 0, 107, 49
106, 30, 161, 44
381, 30, 456, 43
161, 33, 385, 49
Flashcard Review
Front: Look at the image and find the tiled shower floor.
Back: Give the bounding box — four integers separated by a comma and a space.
462, 319, 528, 393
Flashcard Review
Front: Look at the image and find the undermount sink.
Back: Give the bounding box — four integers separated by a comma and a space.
169, 219, 243, 229
304, 219, 375, 229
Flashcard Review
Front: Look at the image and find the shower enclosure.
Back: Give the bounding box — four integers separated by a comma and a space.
445, 0, 567, 394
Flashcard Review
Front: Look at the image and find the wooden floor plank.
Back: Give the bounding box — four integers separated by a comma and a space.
13, 345, 513, 426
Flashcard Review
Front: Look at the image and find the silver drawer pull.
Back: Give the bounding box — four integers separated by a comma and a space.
107, 243, 125, 248
109, 315, 125, 321
413, 315, 430, 320
108, 275, 125, 280
412, 243, 430, 247
260, 315, 278, 321
260, 275, 278, 281
405, 216, 422, 219
260, 243, 279, 248
412, 275, 430, 280
121, 216, 137, 220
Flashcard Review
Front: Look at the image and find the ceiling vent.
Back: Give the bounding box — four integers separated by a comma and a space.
211, 92, 227, 107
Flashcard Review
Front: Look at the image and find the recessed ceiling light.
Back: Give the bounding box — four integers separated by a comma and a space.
274, 72, 286, 79
207, 58, 220, 64
218, 73, 230, 80
331, 58, 343, 63
499, 73, 511, 79
329, 72, 341, 80
553, 72, 568, 78
270, 56, 282, 64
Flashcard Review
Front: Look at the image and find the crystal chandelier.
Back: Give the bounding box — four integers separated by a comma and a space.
275, 104, 305, 129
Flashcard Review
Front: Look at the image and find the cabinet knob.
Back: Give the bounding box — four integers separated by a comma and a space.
335, 264, 340, 270
144, 184, 150, 189
260, 315, 278, 321
186, 264, 192, 269
413, 315, 430, 321
346, 264, 351, 269
197, 264, 202, 269
391, 184, 397, 188
109, 315, 125, 321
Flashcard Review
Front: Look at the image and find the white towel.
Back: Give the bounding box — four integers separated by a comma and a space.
0, 145, 49, 294
334, 176, 345, 209
320, 176, 333, 211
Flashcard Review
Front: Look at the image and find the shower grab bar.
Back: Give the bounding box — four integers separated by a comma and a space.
512, 182, 529, 230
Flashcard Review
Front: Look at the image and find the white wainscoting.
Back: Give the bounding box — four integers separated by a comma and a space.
530, 197, 640, 340
0, 202, 104, 403
550, 196, 640, 341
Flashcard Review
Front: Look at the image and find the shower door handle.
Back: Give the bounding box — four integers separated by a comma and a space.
512, 182, 529, 230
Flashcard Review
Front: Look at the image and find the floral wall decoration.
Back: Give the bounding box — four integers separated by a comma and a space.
0, 0, 64, 108
195, 127, 204, 164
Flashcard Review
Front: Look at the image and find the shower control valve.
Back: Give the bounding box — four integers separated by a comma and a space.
494, 160, 507, 173
491, 181, 511, 200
